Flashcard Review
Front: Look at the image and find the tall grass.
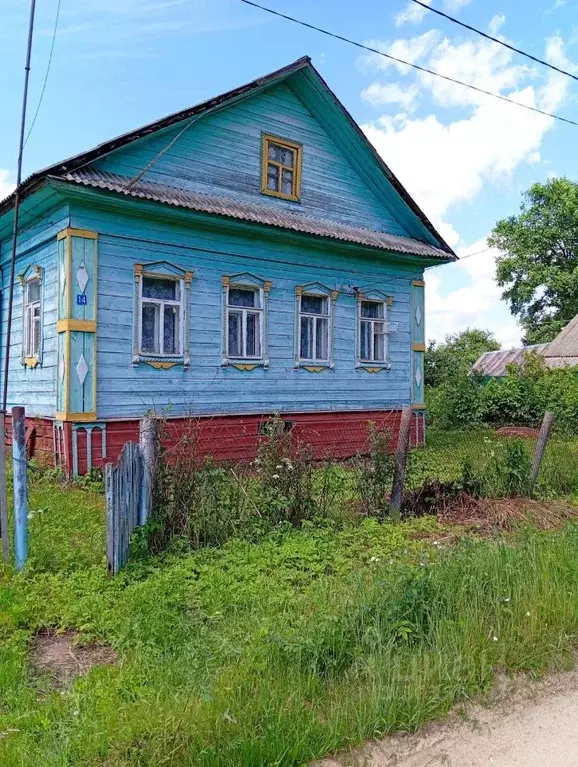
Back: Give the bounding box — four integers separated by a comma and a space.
2, 518, 578, 765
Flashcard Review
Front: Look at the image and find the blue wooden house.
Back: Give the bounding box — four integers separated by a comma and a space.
0, 57, 455, 474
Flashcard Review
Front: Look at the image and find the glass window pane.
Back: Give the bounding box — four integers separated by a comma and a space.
143, 277, 178, 301
374, 325, 385, 362
316, 317, 329, 360
301, 295, 327, 315
33, 316, 41, 356
300, 316, 313, 359
282, 169, 294, 196
229, 288, 257, 307
141, 303, 159, 353
246, 312, 261, 357
163, 305, 179, 355
360, 321, 371, 360
27, 278, 40, 304
361, 301, 383, 319
267, 164, 280, 191
268, 142, 294, 167
228, 311, 242, 357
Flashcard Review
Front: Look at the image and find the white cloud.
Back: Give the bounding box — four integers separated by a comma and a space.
395, 0, 432, 27
0, 170, 14, 201
426, 239, 522, 348
361, 82, 420, 111
362, 34, 573, 238
361, 29, 574, 348
395, 0, 470, 27
362, 30, 441, 75
488, 13, 506, 35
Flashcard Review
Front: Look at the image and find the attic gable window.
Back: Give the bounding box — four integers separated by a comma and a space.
261, 134, 302, 201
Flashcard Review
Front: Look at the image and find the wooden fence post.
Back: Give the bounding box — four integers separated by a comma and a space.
0, 413, 9, 562
12, 407, 28, 570
530, 410, 555, 490
390, 407, 413, 520
139, 417, 157, 526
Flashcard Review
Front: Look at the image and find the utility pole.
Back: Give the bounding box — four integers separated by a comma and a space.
0, 0, 37, 562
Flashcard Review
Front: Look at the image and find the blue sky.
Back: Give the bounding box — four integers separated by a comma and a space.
2, 0, 578, 347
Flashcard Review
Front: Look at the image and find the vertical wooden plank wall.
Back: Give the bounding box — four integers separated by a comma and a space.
56, 228, 98, 422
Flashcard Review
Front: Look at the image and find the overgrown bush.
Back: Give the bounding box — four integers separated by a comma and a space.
459, 438, 532, 498
427, 360, 578, 434
354, 423, 394, 518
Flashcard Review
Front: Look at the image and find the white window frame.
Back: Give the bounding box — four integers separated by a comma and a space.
138, 274, 185, 358
225, 283, 264, 361
358, 299, 387, 364
298, 292, 331, 364
19, 265, 43, 367
24, 277, 42, 360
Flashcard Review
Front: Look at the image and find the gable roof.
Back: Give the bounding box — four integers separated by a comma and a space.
543, 313, 578, 358
472, 312, 578, 376
0, 57, 455, 259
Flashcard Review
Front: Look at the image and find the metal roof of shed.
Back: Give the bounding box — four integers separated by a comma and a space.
543, 314, 578, 358
472, 345, 549, 377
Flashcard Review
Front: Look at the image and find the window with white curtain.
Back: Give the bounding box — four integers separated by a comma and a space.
226, 285, 263, 359
298, 293, 330, 362
359, 299, 386, 363
139, 275, 183, 357
24, 276, 41, 359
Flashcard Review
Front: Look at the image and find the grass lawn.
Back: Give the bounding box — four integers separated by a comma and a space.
1, 440, 578, 765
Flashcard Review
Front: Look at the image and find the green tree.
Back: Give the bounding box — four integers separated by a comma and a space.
425, 328, 499, 387
489, 178, 578, 344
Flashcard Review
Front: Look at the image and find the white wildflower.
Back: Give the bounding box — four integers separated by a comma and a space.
272, 474, 279, 479
369, 556, 380, 563
493, 636, 499, 642
526, 611, 531, 617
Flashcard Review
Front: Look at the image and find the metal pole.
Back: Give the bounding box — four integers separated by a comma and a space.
2, 0, 36, 413
12, 407, 28, 569
0, 0, 36, 563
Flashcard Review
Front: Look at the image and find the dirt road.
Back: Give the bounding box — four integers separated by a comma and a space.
318, 668, 578, 766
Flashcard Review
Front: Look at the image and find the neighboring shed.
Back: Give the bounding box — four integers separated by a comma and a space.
472, 345, 548, 378
472, 314, 578, 377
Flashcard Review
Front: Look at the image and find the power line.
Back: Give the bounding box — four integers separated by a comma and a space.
24, 0, 61, 147
458, 247, 491, 261
239, 0, 578, 128
409, 0, 578, 84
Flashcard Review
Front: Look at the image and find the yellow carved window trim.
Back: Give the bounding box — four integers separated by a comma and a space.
261, 134, 302, 202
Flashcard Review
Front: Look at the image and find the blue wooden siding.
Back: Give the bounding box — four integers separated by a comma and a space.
93, 83, 411, 238
0, 207, 70, 416
71, 203, 423, 419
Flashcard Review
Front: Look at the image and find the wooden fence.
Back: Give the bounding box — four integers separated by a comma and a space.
105, 441, 143, 575
104, 419, 157, 575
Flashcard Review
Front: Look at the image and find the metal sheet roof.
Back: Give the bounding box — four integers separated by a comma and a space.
0, 56, 455, 258
58, 169, 451, 259
472, 345, 549, 377
543, 313, 578, 358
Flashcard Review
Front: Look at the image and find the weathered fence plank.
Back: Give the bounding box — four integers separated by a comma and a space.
390, 406, 413, 519
530, 411, 556, 490
106, 441, 143, 576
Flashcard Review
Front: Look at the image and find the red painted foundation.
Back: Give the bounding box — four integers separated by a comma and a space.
12, 409, 425, 475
